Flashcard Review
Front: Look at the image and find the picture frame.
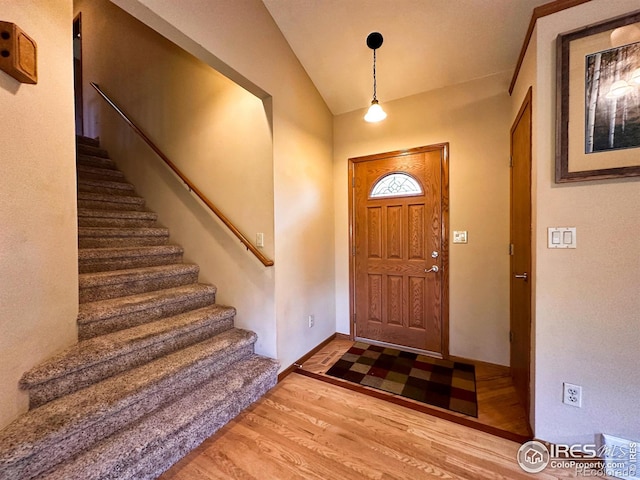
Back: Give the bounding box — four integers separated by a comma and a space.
556, 10, 640, 183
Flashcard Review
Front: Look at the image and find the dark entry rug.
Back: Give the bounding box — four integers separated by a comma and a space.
325, 342, 478, 417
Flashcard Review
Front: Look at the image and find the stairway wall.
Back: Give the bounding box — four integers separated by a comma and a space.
0, 0, 77, 429
86, 0, 336, 370
76, 0, 278, 357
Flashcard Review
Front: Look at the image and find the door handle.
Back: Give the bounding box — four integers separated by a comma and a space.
514, 272, 528, 281
425, 265, 439, 273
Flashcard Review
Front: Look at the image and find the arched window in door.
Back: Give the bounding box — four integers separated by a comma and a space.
369, 172, 423, 198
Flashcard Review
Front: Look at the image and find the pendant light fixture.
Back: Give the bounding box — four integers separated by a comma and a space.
364, 32, 387, 123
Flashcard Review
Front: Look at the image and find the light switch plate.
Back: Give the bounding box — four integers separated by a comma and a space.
256, 233, 264, 248
453, 231, 468, 244
548, 227, 576, 249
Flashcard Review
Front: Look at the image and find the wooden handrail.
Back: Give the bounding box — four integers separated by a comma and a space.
90, 82, 274, 267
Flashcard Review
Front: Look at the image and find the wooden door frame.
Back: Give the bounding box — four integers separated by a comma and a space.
509, 87, 533, 419
348, 143, 450, 358
73, 13, 84, 136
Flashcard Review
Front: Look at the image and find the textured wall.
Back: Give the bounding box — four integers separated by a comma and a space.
0, 0, 77, 429
513, 0, 640, 444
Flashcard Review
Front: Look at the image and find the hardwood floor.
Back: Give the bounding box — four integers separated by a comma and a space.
297, 337, 532, 441
160, 374, 593, 479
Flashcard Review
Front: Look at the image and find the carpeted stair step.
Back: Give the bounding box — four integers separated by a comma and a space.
77, 164, 126, 182
77, 177, 135, 197
77, 209, 158, 228
76, 135, 100, 147
79, 245, 183, 273
76, 154, 118, 170
77, 191, 146, 212
78, 284, 218, 339
38, 356, 279, 480
78, 177, 135, 196
0, 329, 263, 480
78, 227, 170, 248
77, 143, 110, 158
21, 304, 237, 407
79, 264, 199, 303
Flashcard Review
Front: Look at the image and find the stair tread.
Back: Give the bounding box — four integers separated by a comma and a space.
0, 329, 259, 469
78, 227, 170, 238
78, 283, 217, 325
77, 177, 135, 191
77, 191, 145, 205
76, 135, 100, 147
38, 356, 278, 480
77, 164, 125, 179
77, 209, 157, 220
79, 264, 199, 288
78, 245, 183, 260
77, 144, 109, 158
21, 304, 236, 387
76, 154, 117, 169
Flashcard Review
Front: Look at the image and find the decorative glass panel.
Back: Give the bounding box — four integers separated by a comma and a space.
370, 173, 423, 198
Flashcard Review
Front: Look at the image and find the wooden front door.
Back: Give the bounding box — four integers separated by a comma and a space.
350, 144, 449, 356
510, 88, 532, 419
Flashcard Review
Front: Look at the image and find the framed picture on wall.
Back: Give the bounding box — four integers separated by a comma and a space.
556, 9, 640, 182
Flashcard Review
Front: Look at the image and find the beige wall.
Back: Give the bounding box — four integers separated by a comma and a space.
111, 0, 335, 370
76, 0, 278, 357
334, 72, 513, 366
513, 0, 640, 444
0, 0, 77, 429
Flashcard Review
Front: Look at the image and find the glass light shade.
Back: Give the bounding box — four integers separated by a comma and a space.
606, 80, 632, 99
364, 100, 387, 122
631, 68, 640, 85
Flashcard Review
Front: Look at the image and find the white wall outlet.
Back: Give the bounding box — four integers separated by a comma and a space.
256, 233, 264, 248
308, 315, 314, 328
563, 382, 582, 407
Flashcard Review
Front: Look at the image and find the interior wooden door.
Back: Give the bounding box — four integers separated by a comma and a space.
350, 144, 448, 356
510, 88, 533, 420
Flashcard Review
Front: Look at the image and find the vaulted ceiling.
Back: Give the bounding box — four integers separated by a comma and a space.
262, 0, 550, 115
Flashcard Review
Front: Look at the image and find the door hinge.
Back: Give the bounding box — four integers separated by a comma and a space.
509, 331, 513, 343
352, 175, 355, 187
509, 243, 514, 256
352, 245, 356, 256
509, 155, 513, 167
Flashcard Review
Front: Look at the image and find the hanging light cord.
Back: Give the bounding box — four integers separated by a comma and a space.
372, 49, 378, 102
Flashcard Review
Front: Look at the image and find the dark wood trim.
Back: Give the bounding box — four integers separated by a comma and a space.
294, 368, 532, 444
277, 333, 337, 382
89, 82, 274, 267
510, 86, 533, 427
73, 14, 83, 136
509, 0, 592, 95
348, 143, 450, 358
440, 144, 450, 358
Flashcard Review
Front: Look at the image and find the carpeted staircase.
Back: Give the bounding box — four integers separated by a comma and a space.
0, 136, 279, 479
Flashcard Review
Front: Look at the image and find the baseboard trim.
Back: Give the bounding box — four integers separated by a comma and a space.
277, 333, 338, 383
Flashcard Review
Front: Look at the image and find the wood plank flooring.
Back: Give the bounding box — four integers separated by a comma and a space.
298, 337, 532, 440
160, 373, 594, 480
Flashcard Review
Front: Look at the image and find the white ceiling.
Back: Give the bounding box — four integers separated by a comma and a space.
262, 0, 550, 115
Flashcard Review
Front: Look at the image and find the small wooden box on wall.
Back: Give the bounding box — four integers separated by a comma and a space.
0, 21, 37, 84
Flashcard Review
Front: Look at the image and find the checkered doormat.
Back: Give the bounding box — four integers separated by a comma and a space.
325, 342, 478, 417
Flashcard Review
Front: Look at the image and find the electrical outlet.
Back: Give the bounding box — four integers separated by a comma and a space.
308, 315, 315, 328
563, 383, 582, 407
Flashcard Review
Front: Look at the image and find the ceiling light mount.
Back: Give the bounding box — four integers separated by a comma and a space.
364, 31, 387, 123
